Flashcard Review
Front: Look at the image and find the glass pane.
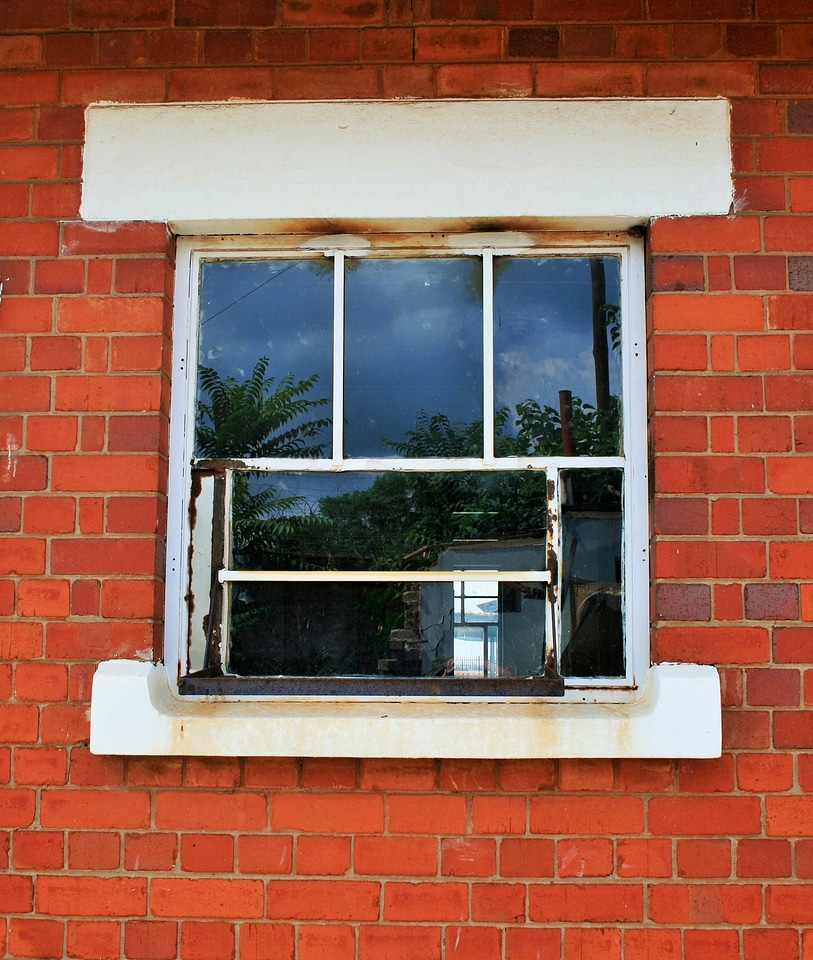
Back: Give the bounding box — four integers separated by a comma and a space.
493, 256, 622, 457
559, 469, 624, 678
227, 576, 546, 679
344, 258, 483, 458
230, 470, 548, 572
196, 259, 333, 459
225, 469, 549, 679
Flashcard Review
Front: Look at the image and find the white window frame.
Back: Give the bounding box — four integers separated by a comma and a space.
169, 231, 648, 698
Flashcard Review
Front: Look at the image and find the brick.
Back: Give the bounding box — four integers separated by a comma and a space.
734, 255, 787, 290
443, 926, 501, 959
358, 759, 436, 791
791, 176, 813, 212
533, 62, 643, 97
557, 838, 613, 877
654, 540, 766, 579
180, 834, 234, 873
0, 454, 48, 491
356, 836, 437, 876
774, 713, 813, 748
27, 417, 79, 453
496, 759, 555, 792
203, 28, 254, 64
768, 295, 813, 330
58, 297, 165, 334
617, 838, 672, 878
12, 830, 62, 869
155, 791, 266, 831
742, 497, 796, 535
298, 925, 354, 960
737, 839, 791, 878
624, 929, 682, 960
733, 175, 786, 212
357, 925, 441, 960
470, 795, 526, 834
441, 837, 495, 877
652, 497, 707, 535
743, 929, 800, 960
654, 375, 763, 412
69, 832, 120, 870
51, 538, 159, 576
767, 884, 813, 923
300, 758, 356, 789
15, 662, 68, 701
722, 708, 771, 750
677, 840, 731, 878
529, 796, 643, 835
437, 63, 533, 97
384, 881, 466, 921
789, 256, 813, 291
271, 793, 382, 833
652, 293, 764, 331
470, 881, 525, 922
655, 455, 764, 493
167, 66, 274, 100
238, 923, 294, 960
771, 542, 813, 578
179, 921, 234, 960
8, 918, 62, 959
46, 621, 152, 659
650, 882, 761, 923
655, 625, 768, 664
124, 920, 177, 960
655, 583, 711, 621
738, 753, 794, 792
652, 333, 707, 370
678, 755, 735, 793
507, 26, 560, 58
649, 796, 762, 836
651, 216, 761, 253
498, 837, 554, 878
684, 929, 739, 960
124, 833, 178, 872
151, 878, 263, 919
0, 621, 42, 659
36, 877, 146, 917
0, 787, 37, 827
56, 377, 163, 415
237, 835, 292, 875
266, 879, 379, 920
529, 882, 642, 922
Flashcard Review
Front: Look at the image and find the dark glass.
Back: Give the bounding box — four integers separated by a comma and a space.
226, 469, 549, 678
559, 468, 624, 678
196, 259, 333, 459
493, 256, 622, 457
229, 470, 548, 572
344, 257, 483, 458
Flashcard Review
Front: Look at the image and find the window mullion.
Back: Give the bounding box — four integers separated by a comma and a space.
332, 251, 345, 466
483, 251, 495, 464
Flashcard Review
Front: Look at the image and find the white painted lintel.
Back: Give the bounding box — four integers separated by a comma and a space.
81, 99, 732, 233
90, 660, 721, 759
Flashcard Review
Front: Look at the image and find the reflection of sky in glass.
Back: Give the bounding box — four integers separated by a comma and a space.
344, 258, 483, 457
197, 258, 334, 451
494, 257, 621, 433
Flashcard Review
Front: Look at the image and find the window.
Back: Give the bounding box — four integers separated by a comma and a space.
170, 232, 648, 698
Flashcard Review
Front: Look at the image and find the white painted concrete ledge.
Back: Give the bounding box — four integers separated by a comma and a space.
82, 99, 732, 232
90, 661, 721, 758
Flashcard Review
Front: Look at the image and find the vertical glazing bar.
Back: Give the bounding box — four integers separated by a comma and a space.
545, 465, 561, 670
483, 251, 495, 463
220, 469, 233, 671
332, 252, 344, 466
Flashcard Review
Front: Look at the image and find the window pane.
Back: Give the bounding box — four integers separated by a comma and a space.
230, 470, 548, 572
344, 258, 483, 458
196, 259, 333, 459
227, 576, 546, 679
559, 468, 624, 678
493, 257, 621, 457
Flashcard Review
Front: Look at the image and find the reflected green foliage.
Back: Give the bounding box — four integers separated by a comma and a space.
196, 357, 330, 460
515, 394, 621, 458
196, 358, 330, 569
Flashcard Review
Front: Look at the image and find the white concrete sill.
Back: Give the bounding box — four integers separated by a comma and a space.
90, 661, 720, 759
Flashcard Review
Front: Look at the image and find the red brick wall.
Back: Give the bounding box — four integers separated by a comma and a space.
2, 2, 812, 958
